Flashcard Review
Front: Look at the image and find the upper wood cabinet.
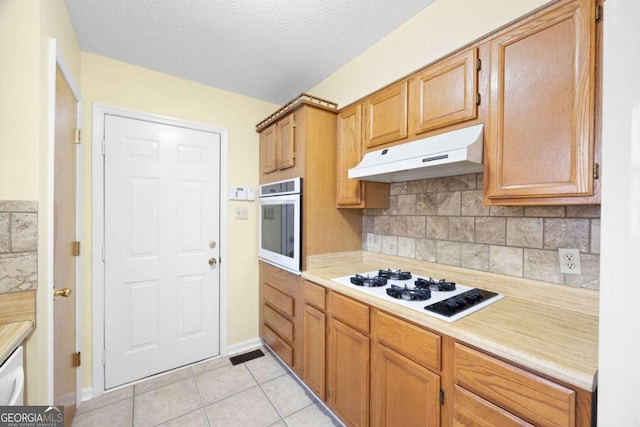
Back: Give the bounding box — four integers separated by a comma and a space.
410, 47, 479, 135
277, 113, 295, 170
363, 80, 409, 148
484, 0, 600, 205
336, 103, 390, 208
260, 124, 277, 174
259, 112, 295, 176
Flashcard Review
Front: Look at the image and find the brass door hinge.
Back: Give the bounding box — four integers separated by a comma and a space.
74, 129, 82, 144
72, 241, 81, 256
594, 163, 600, 179
477, 58, 482, 71
476, 93, 481, 106
73, 351, 81, 368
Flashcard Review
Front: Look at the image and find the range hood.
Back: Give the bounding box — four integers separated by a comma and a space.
348, 124, 484, 183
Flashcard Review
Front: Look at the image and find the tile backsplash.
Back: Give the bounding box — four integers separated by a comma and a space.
0, 201, 38, 293
362, 174, 600, 289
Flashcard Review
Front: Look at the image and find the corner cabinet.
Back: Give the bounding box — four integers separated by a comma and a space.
484, 0, 601, 205
336, 103, 390, 208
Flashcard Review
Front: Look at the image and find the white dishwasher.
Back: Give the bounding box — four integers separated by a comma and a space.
0, 346, 24, 405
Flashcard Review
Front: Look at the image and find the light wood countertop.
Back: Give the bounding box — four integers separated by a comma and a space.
303, 251, 599, 392
0, 321, 34, 364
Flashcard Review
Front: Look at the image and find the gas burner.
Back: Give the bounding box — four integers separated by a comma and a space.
378, 269, 412, 280
350, 274, 388, 287
386, 284, 431, 301
414, 277, 456, 292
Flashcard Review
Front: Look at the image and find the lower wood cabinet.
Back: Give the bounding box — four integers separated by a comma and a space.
372, 343, 441, 427
453, 342, 585, 427
326, 292, 370, 427
371, 309, 442, 427
259, 261, 302, 376
453, 385, 534, 427
293, 283, 594, 427
303, 280, 326, 400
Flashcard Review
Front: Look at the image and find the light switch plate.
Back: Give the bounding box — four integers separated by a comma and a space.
235, 207, 248, 220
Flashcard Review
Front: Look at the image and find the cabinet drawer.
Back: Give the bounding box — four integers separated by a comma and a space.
328, 291, 369, 334
263, 283, 294, 318
263, 304, 294, 342
373, 310, 440, 372
263, 324, 293, 367
454, 385, 533, 427
304, 280, 325, 311
454, 343, 575, 427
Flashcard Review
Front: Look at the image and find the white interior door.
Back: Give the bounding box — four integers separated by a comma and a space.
104, 114, 220, 389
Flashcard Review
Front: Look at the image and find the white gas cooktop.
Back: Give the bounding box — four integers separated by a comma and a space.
331, 270, 503, 322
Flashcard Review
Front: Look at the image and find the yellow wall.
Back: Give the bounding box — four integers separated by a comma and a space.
310, 0, 549, 107
0, 0, 40, 200
0, 0, 81, 404
79, 52, 277, 389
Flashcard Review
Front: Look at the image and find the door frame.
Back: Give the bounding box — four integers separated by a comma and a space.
46, 38, 83, 404
91, 104, 229, 397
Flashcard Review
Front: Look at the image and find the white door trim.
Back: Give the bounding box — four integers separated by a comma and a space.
91, 104, 229, 398
47, 38, 83, 404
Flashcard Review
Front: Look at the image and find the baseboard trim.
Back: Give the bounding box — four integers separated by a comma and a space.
80, 387, 93, 403
227, 337, 263, 356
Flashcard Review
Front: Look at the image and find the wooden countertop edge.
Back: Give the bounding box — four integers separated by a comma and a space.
303, 252, 599, 392
0, 321, 35, 365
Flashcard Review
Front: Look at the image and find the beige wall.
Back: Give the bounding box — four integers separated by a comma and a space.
79, 52, 277, 389
309, 0, 549, 107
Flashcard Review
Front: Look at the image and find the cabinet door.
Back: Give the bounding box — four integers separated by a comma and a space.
453, 386, 534, 427
303, 304, 326, 400
336, 104, 390, 208
260, 123, 277, 174
336, 104, 364, 206
485, 0, 596, 202
277, 113, 295, 170
363, 80, 408, 148
371, 344, 440, 427
327, 318, 369, 427
411, 48, 479, 134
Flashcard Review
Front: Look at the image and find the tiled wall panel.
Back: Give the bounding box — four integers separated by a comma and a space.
0, 201, 37, 293
362, 174, 600, 289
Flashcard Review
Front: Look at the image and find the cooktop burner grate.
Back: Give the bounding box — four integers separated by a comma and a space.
386, 284, 431, 301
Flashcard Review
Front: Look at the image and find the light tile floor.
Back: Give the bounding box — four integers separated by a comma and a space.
72, 347, 342, 427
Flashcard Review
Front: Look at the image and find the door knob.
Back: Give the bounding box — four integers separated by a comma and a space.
54, 288, 72, 298
208, 258, 217, 266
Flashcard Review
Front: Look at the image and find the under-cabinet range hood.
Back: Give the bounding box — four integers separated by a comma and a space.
348, 124, 484, 183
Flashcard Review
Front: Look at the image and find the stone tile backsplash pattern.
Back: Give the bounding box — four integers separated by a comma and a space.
362, 174, 600, 289
0, 201, 38, 293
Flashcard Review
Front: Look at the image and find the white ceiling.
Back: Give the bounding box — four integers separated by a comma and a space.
64, 0, 435, 105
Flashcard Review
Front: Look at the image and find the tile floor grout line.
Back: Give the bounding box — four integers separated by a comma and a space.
244, 359, 288, 424
191, 366, 213, 427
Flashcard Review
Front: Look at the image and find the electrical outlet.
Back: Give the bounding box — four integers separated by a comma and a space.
558, 248, 582, 274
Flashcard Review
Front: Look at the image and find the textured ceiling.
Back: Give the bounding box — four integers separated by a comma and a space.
64, 0, 435, 105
